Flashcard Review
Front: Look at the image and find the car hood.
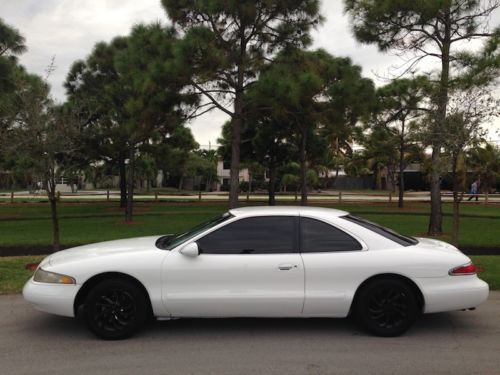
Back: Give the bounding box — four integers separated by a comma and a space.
48, 236, 163, 266
414, 237, 463, 254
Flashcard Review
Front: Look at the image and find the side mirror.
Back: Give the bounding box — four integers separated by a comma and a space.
179, 242, 199, 257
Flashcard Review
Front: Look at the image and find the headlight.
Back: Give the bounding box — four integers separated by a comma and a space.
33, 268, 76, 284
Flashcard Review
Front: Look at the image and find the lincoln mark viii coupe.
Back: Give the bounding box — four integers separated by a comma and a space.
23, 206, 488, 339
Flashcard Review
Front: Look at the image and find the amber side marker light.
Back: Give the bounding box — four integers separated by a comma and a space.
449, 263, 477, 276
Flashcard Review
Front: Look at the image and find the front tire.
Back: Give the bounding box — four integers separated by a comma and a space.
355, 278, 418, 337
83, 279, 148, 340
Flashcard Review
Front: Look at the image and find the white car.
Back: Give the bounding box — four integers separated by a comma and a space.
23, 206, 489, 339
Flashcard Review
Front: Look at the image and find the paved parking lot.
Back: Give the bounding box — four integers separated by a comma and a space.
1, 293, 499, 375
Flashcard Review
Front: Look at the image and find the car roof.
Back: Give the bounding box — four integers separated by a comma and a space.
228, 206, 349, 218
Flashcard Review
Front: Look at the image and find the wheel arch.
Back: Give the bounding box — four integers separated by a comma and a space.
74, 272, 153, 317
349, 273, 425, 315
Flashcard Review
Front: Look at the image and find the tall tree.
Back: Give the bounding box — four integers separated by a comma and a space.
65, 37, 130, 207
0, 17, 26, 92
66, 24, 198, 221
248, 48, 336, 205
0, 19, 27, 135
162, 0, 322, 208
374, 77, 428, 207
468, 143, 500, 194
114, 24, 199, 221
356, 124, 400, 190
321, 58, 375, 188
248, 49, 373, 204
345, 0, 500, 235
195, 148, 218, 191
218, 116, 295, 205
5, 72, 79, 252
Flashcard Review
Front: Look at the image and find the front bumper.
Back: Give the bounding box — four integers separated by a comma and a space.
23, 277, 80, 317
417, 276, 489, 313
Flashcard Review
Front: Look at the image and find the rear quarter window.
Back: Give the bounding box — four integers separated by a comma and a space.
341, 215, 418, 247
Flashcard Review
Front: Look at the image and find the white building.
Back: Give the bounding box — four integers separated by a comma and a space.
215, 161, 250, 191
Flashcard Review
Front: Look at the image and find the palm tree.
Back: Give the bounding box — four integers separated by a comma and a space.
468, 143, 500, 193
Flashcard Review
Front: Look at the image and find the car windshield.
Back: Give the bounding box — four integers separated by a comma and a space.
156, 212, 233, 250
341, 214, 418, 247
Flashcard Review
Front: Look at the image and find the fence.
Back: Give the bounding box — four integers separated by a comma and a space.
0, 190, 498, 204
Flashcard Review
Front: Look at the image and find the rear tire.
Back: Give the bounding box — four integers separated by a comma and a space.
83, 279, 148, 340
355, 278, 418, 337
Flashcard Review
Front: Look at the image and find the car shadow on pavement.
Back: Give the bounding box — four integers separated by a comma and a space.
141, 312, 465, 340
22, 311, 467, 341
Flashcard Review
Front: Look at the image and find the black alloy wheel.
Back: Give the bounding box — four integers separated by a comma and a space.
84, 279, 148, 340
355, 278, 418, 337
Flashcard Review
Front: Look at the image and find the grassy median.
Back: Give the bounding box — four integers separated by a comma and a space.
0, 256, 45, 294
0, 201, 499, 247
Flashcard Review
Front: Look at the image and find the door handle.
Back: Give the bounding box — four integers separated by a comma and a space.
278, 264, 297, 271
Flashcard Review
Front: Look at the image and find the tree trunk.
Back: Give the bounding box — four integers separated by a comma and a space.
451, 153, 462, 246
428, 149, 443, 235
248, 169, 252, 196
375, 165, 382, 190
49, 196, 60, 253
268, 163, 277, 206
329, 137, 340, 189
398, 120, 405, 208
119, 153, 127, 208
125, 149, 135, 223
205, 172, 212, 192
47, 172, 60, 253
388, 165, 396, 193
428, 13, 451, 236
451, 197, 460, 246
299, 127, 308, 206
178, 173, 184, 191
229, 116, 242, 209
333, 167, 340, 190
228, 33, 247, 208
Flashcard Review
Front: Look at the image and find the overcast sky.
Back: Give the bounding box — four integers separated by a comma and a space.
3, 0, 499, 147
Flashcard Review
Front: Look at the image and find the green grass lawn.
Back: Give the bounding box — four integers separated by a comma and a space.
0, 203, 226, 246
0, 201, 498, 248
0, 256, 44, 294
1, 254, 498, 294
471, 256, 500, 290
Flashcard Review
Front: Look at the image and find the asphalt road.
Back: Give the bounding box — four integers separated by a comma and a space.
1, 293, 499, 375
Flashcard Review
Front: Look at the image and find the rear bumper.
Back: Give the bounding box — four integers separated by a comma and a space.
23, 277, 80, 317
416, 276, 489, 313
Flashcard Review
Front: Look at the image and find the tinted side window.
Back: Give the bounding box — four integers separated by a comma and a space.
197, 216, 296, 254
300, 217, 362, 252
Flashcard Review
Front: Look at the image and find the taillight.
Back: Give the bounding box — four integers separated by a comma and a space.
449, 263, 477, 276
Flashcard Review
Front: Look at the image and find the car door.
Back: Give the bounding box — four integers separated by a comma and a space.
299, 216, 367, 317
162, 216, 305, 317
